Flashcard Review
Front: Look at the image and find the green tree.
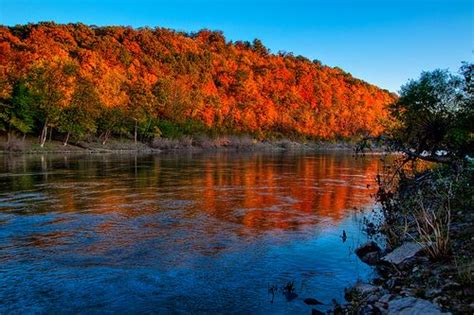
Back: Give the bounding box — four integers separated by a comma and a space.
27, 61, 76, 147
252, 39, 269, 56
58, 78, 101, 145
389, 64, 473, 163
0, 82, 37, 142
97, 107, 129, 145
126, 80, 157, 143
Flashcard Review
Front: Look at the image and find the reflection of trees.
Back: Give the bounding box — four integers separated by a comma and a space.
0, 153, 380, 255
194, 153, 380, 231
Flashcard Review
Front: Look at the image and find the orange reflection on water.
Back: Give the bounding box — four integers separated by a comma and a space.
0, 153, 381, 250
192, 154, 379, 231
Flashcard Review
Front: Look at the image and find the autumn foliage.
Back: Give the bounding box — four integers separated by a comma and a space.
0, 22, 396, 144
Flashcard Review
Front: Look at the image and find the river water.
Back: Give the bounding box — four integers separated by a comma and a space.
0, 152, 380, 314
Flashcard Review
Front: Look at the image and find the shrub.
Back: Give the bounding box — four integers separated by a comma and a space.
155, 120, 184, 139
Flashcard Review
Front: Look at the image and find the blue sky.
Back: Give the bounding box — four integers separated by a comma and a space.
1, 0, 472, 92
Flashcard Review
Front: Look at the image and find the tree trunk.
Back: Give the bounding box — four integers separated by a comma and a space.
63, 132, 70, 146
6, 131, 11, 145
102, 130, 110, 145
40, 119, 48, 148
49, 127, 53, 142
22, 133, 26, 142
141, 118, 152, 142
134, 120, 138, 144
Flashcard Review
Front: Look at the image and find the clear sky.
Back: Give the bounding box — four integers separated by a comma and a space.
1, 0, 472, 92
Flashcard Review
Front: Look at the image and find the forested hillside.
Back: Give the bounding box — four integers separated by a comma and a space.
0, 22, 396, 145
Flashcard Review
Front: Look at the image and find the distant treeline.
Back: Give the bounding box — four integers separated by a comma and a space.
0, 22, 396, 146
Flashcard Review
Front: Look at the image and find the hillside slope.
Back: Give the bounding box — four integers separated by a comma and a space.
0, 22, 396, 141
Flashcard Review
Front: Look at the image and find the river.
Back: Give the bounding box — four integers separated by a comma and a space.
0, 151, 380, 313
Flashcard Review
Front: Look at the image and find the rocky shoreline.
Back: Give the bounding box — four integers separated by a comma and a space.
332, 212, 473, 314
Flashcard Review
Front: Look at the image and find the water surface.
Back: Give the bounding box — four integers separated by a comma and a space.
0, 152, 379, 313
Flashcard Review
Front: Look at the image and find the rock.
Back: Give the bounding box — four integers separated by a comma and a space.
332, 303, 347, 315
415, 256, 430, 264
379, 293, 394, 304
432, 295, 448, 307
356, 241, 381, 257
362, 251, 381, 265
374, 301, 387, 312
355, 241, 382, 265
464, 287, 474, 297
381, 242, 424, 267
386, 277, 402, 290
345, 282, 381, 301
376, 264, 393, 277
374, 295, 393, 313
425, 288, 442, 299
304, 298, 324, 305
441, 280, 461, 291
366, 293, 380, 303
387, 297, 447, 314
359, 304, 375, 314
372, 277, 384, 286
311, 309, 325, 315
400, 288, 416, 297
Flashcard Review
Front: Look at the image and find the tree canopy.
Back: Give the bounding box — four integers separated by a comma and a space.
0, 22, 396, 143
388, 63, 473, 163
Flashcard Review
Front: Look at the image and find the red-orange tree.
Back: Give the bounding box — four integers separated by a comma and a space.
0, 23, 396, 142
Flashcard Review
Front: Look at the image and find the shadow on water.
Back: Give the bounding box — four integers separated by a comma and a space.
0, 151, 381, 313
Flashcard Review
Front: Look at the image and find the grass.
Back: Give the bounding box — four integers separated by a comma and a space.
413, 189, 452, 260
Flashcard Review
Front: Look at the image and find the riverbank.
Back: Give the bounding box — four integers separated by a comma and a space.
0, 135, 371, 154
333, 164, 473, 314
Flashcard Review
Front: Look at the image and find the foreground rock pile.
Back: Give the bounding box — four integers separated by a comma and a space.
332, 236, 473, 314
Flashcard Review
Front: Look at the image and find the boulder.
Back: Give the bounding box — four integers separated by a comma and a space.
356, 241, 381, 257
355, 241, 382, 265
381, 242, 424, 267
361, 251, 381, 265
387, 297, 447, 315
